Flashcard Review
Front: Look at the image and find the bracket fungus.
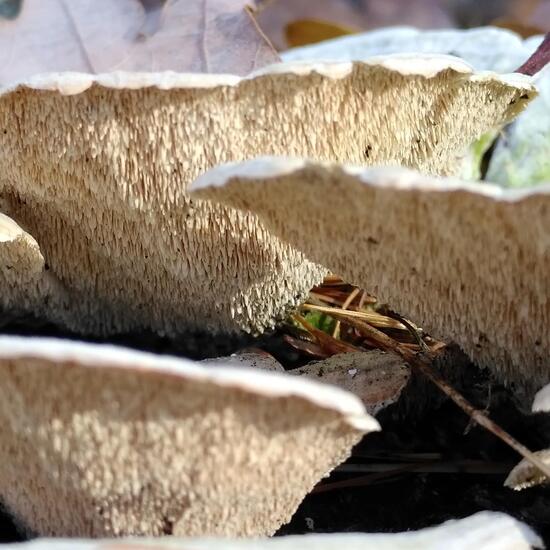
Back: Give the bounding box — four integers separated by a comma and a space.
190, 158, 550, 391
505, 449, 550, 491
281, 26, 547, 182
532, 383, 550, 413
505, 386, 550, 490
0, 58, 536, 336
0, 511, 543, 549
0, 336, 378, 537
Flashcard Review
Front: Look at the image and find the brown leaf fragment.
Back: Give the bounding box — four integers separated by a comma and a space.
201, 349, 285, 371
256, 0, 452, 50
285, 18, 357, 48
292, 351, 410, 416
0, 0, 280, 83
492, 18, 545, 39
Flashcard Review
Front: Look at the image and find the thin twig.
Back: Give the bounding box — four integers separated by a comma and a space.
516, 32, 550, 75
315, 460, 512, 494
337, 460, 512, 474
301, 303, 406, 330
327, 310, 550, 482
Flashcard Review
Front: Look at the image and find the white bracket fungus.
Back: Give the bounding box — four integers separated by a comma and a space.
191, 158, 550, 391
0, 336, 377, 538
0, 58, 536, 336
0, 511, 543, 549
505, 449, 550, 491
532, 383, 550, 413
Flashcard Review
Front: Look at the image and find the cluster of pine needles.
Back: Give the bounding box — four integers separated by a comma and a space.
280, 275, 550, 486
284, 275, 444, 359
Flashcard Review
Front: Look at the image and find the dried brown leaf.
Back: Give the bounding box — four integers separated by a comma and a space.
256, 0, 452, 50
292, 351, 410, 416
285, 18, 357, 48
0, 0, 279, 83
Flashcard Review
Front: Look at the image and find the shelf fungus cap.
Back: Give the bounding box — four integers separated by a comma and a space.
0, 511, 543, 549
0, 336, 378, 538
505, 449, 550, 491
532, 383, 550, 413
0, 57, 536, 337
191, 157, 550, 391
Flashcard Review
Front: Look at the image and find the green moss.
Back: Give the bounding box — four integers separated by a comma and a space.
304, 310, 335, 334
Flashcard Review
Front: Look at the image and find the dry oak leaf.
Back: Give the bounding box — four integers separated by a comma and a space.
256, 0, 452, 50
0, 0, 279, 83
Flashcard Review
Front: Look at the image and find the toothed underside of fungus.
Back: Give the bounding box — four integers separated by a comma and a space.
0, 512, 543, 549
0, 336, 376, 538
0, 59, 536, 335
191, 159, 550, 390
505, 449, 550, 491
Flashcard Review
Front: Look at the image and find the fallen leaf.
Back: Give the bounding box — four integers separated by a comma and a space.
256, 0, 452, 50
285, 18, 357, 48
0, 0, 279, 83
292, 351, 410, 416
357, 0, 453, 30
201, 349, 284, 371
492, 18, 545, 38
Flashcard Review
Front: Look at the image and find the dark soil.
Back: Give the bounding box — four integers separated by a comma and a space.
1, 317, 549, 544
278, 364, 550, 540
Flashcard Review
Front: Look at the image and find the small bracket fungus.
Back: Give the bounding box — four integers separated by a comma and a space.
532, 383, 550, 413
0, 58, 536, 336
0, 336, 378, 538
505, 449, 550, 491
190, 158, 550, 391
0, 511, 543, 549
